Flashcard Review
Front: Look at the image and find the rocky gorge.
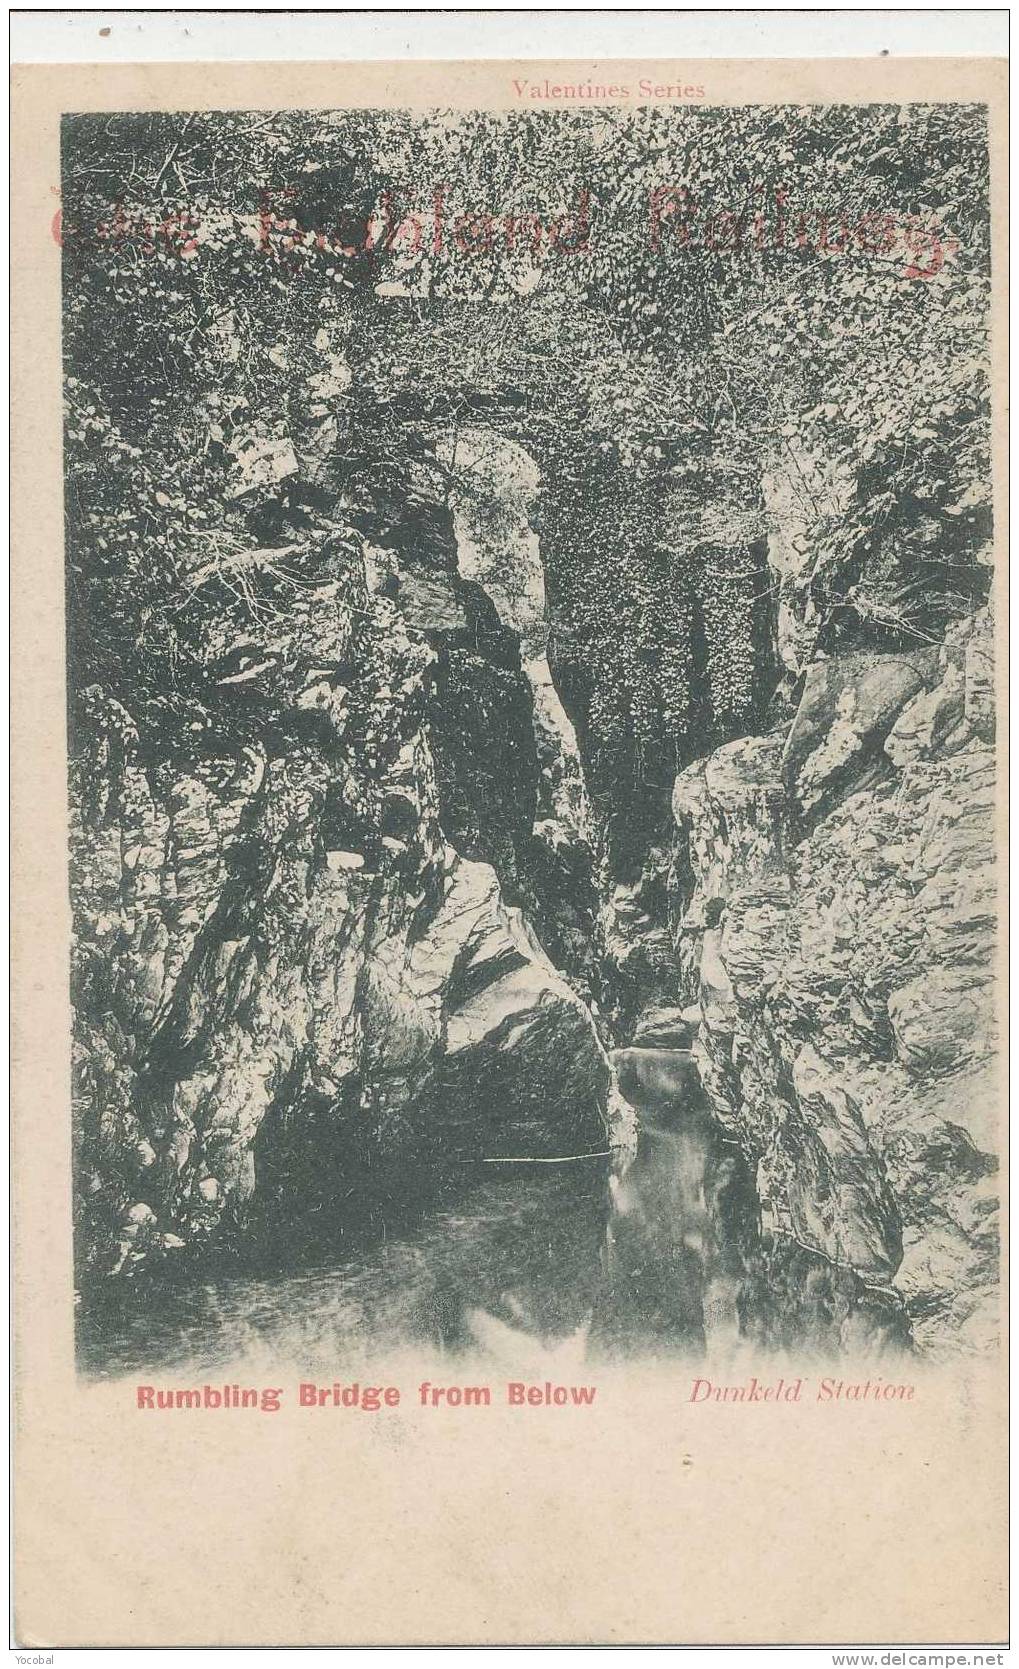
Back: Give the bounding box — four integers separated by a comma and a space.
60, 103, 1000, 1370
70, 410, 1000, 1366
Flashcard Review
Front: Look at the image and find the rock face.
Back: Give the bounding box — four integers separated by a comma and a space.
440, 429, 601, 990
71, 447, 617, 1284
782, 647, 941, 819
70, 391, 1000, 1365
670, 607, 1000, 1356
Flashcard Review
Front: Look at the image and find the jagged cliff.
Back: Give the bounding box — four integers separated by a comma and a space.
71, 443, 621, 1285
668, 604, 998, 1358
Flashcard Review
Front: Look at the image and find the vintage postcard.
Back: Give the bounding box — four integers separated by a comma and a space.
11, 50, 1008, 1647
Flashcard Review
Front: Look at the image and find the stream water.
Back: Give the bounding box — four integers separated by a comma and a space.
77, 1050, 898, 1380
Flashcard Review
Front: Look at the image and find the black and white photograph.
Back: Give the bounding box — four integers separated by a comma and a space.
62, 96, 998, 1386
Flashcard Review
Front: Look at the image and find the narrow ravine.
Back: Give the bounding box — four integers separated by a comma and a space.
71, 406, 997, 1369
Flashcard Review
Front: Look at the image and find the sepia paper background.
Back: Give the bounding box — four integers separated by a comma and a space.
11, 53, 1008, 1647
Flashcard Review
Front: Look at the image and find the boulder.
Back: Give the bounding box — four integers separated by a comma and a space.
419, 859, 612, 1157
884, 665, 966, 767
783, 648, 941, 815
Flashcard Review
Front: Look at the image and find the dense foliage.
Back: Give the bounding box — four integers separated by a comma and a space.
63, 101, 992, 876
